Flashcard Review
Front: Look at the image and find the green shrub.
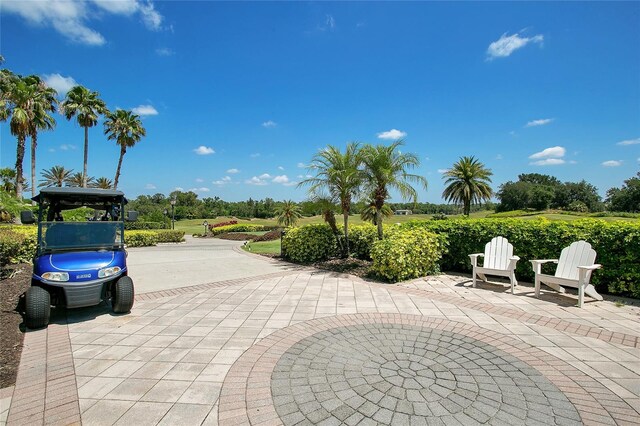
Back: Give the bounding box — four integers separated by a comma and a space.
370, 228, 445, 282
401, 218, 640, 298
125, 221, 169, 230
125, 230, 159, 247
0, 228, 37, 266
209, 224, 267, 235
282, 224, 337, 263
567, 201, 589, 213
348, 224, 378, 260
155, 230, 185, 243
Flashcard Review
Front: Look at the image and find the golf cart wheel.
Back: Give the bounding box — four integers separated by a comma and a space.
112, 276, 134, 313
26, 286, 51, 329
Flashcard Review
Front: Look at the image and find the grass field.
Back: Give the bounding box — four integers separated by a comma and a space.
243, 239, 281, 255
174, 210, 637, 235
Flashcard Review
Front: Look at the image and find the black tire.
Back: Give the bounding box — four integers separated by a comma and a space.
26, 286, 51, 329
112, 276, 134, 313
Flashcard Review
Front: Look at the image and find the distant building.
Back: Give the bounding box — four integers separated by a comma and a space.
394, 209, 412, 215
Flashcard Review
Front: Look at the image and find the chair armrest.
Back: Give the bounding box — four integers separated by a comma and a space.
510, 256, 520, 261
530, 259, 558, 265
530, 259, 558, 274
507, 256, 520, 270
468, 253, 483, 267
577, 264, 602, 271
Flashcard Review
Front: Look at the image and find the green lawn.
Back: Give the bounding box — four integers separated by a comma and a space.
243, 239, 281, 255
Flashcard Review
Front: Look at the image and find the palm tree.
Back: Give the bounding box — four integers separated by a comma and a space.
3, 77, 34, 200
24, 76, 57, 202
274, 200, 302, 227
61, 85, 108, 187
92, 177, 113, 189
103, 109, 146, 189
67, 172, 95, 188
442, 156, 493, 216
361, 141, 427, 239
360, 196, 393, 225
299, 143, 363, 256
40, 165, 73, 188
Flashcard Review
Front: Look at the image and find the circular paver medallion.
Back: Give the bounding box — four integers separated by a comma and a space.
271, 324, 580, 425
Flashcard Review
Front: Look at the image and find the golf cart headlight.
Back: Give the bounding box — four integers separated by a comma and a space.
98, 266, 121, 278
42, 272, 69, 282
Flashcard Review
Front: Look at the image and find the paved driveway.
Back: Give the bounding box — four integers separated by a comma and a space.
126, 236, 296, 293
3, 238, 640, 425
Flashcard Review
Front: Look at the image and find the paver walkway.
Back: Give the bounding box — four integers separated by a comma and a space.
4, 244, 640, 425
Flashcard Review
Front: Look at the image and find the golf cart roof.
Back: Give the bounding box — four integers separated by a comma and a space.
32, 187, 127, 210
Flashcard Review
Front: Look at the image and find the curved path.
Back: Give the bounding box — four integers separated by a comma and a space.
4, 237, 640, 425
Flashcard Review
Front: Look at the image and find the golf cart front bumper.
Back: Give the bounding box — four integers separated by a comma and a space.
35, 273, 125, 308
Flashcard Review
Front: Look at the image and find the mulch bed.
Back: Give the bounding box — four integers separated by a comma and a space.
217, 232, 259, 241
0, 263, 30, 389
312, 258, 374, 279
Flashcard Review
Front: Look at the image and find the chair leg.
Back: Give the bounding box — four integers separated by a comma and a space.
510, 272, 516, 294
578, 284, 585, 308
472, 268, 476, 288
535, 276, 540, 298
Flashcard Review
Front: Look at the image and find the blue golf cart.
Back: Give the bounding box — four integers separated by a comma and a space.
21, 187, 137, 328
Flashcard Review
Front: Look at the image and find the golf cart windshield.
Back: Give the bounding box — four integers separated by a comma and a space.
32, 187, 129, 253
41, 222, 123, 251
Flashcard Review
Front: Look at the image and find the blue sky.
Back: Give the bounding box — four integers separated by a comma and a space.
1, 1, 639, 203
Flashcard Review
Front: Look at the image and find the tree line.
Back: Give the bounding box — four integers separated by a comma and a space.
0, 57, 146, 203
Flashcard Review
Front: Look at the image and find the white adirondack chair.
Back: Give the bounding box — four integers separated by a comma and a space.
530, 240, 602, 308
469, 236, 520, 294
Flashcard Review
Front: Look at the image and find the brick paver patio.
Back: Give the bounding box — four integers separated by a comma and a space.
4, 264, 640, 425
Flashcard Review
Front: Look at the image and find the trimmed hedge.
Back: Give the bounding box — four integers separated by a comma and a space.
209, 224, 267, 235
402, 218, 640, 298
281, 224, 337, 263
0, 227, 37, 265
125, 230, 158, 247
348, 224, 379, 260
125, 221, 169, 230
126, 230, 185, 246
370, 228, 445, 282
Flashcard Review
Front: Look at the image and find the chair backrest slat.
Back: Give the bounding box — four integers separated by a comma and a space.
555, 241, 597, 280
484, 236, 513, 270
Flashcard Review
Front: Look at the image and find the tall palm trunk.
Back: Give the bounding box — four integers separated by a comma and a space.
374, 189, 386, 239
113, 146, 126, 190
464, 199, 471, 216
83, 126, 89, 187
375, 209, 383, 239
30, 132, 37, 204
15, 135, 25, 201
342, 211, 350, 257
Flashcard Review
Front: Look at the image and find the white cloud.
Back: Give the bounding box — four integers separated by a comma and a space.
155, 47, 174, 57
487, 31, 544, 60
297, 162, 306, 168
194, 146, 215, 155
42, 73, 77, 95
529, 146, 565, 160
262, 120, 277, 128
602, 160, 622, 167
188, 187, 210, 192
259, 173, 271, 179
496, 154, 503, 160
617, 138, 640, 146
59, 144, 76, 151
437, 169, 449, 174
195, 178, 204, 183
212, 180, 226, 185
317, 14, 336, 31
245, 176, 268, 186
145, 183, 156, 189
272, 175, 290, 184
250, 153, 261, 158
226, 168, 239, 174
2, 0, 165, 46
132, 104, 158, 116
277, 166, 284, 171
377, 129, 407, 140
48, 148, 56, 153
138, 1, 163, 30
525, 118, 554, 127
174, 187, 184, 191
530, 159, 566, 166
222, 176, 231, 182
